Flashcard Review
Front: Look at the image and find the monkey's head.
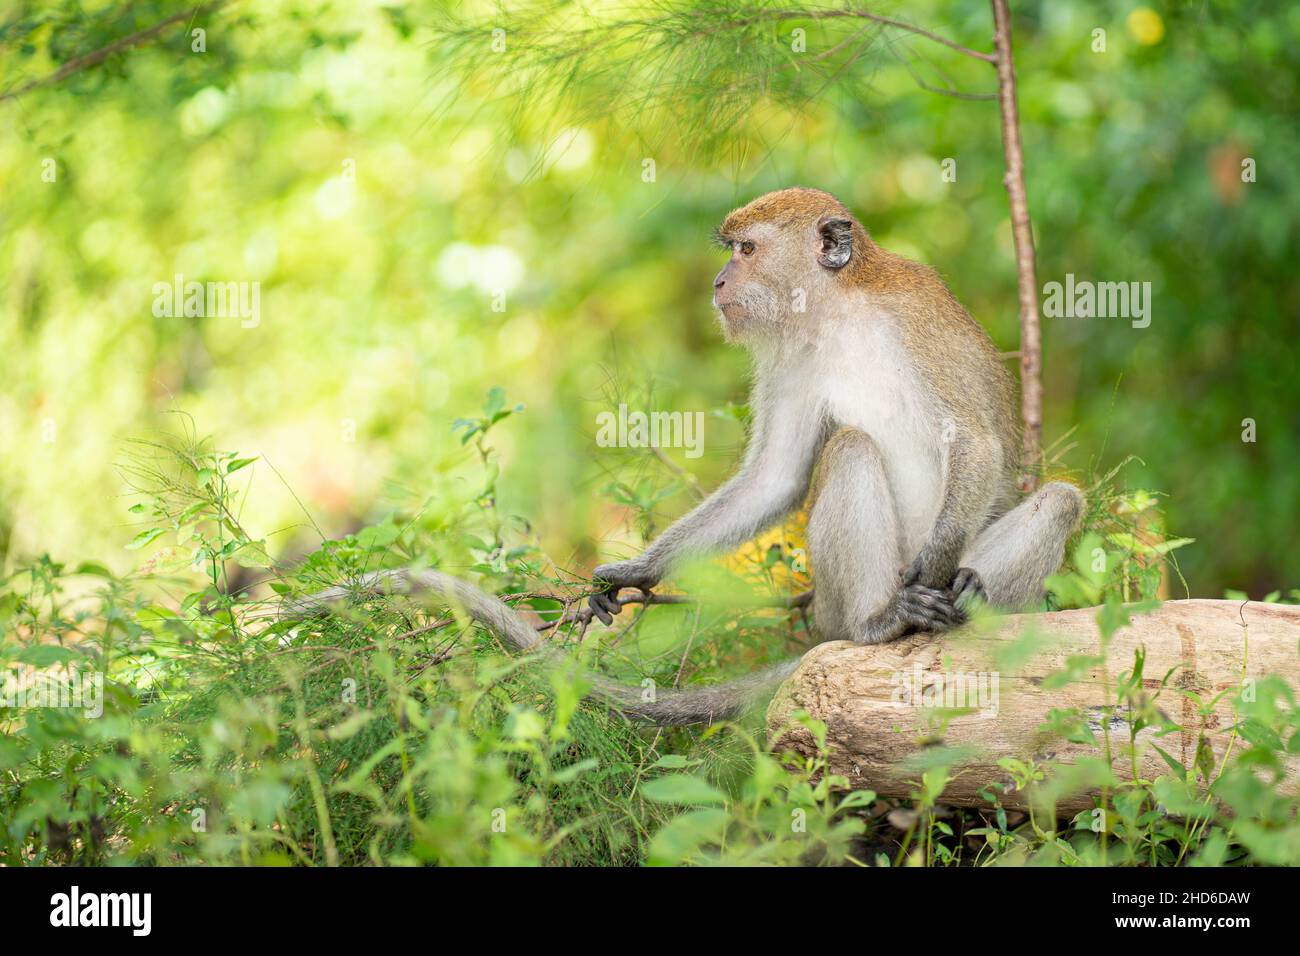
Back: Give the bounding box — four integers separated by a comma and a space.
711, 187, 873, 342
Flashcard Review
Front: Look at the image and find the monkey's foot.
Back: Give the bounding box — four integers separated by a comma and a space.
951, 567, 988, 610
897, 584, 964, 633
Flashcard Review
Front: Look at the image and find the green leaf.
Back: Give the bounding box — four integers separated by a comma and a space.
639, 774, 727, 806
1151, 744, 1188, 777
646, 754, 696, 771
505, 709, 546, 741
125, 528, 165, 550
551, 758, 599, 783
356, 519, 402, 550
1190, 828, 1230, 867
176, 502, 206, 525
17, 645, 76, 666
327, 710, 376, 741
228, 780, 291, 827
646, 808, 730, 865
837, 789, 878, 810
137, 605, 178, 623
0, 592, 20, 625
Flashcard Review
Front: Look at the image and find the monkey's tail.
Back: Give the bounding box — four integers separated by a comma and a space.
580, 659, 801, 726
279, 568, 800, 726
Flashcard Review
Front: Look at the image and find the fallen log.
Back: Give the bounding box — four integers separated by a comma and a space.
766, 599, 1300, 815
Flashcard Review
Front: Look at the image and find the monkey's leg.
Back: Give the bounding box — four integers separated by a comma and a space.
808, 428, 962, 645
957, 481, 1085, 610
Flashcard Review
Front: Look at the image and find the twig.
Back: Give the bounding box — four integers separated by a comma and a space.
1, 2, 231, 104
893, 48, 996, 100
674, 606, 703, 688
708, 8, 997, 64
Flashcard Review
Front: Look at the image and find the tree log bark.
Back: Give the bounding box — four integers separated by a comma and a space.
766, 600, 1300, 815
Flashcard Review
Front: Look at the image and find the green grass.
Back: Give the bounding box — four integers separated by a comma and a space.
1, 397, 1297, 867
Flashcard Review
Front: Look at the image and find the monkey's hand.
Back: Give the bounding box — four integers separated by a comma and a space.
589, 559, 660, 625
902, 547, 962, 593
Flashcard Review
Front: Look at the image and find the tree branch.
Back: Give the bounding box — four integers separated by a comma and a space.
0, 2, 230, 105
891, 46, 996, 100
747, 8, 997, 63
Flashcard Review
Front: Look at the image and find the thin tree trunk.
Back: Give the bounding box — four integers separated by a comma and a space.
990, 0, 1042, 491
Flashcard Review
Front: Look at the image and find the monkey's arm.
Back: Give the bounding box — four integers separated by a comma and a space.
904, 434, 998, 591
590, 390, 825, 623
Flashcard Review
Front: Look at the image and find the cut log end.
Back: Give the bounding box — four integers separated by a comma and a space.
766, 600, 1300, 815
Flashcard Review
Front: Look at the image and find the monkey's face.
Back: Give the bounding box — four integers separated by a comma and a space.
711, 223, 806, 340
712, 218, 846, 342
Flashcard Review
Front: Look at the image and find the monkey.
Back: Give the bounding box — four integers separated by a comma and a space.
586, 188, 1084, 689
285, 188, 1083, 726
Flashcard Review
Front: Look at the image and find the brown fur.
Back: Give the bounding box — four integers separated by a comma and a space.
721, 187, 1019, 502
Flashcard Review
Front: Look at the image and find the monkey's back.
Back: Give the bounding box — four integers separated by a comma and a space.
860, 251, 1021, 512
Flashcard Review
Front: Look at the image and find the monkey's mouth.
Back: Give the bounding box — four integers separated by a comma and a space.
715, 299, 744, 321
715, 302, 755, 342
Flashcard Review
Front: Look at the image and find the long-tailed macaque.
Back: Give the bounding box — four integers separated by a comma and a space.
290, 188, 1083, 725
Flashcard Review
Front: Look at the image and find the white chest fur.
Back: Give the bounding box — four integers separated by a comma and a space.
804, 309, 945, 555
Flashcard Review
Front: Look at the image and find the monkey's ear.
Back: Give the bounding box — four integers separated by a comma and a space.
816, 216, 853, 269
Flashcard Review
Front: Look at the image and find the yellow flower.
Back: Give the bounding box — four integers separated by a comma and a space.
723, 511, 813, 594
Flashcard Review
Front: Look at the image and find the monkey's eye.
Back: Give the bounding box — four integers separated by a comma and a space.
738, 241, 755, 256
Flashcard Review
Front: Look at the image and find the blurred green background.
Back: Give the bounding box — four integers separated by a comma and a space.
1, 0, 1296, 597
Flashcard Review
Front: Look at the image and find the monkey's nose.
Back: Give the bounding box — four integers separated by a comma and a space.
713, 276, 725, 289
